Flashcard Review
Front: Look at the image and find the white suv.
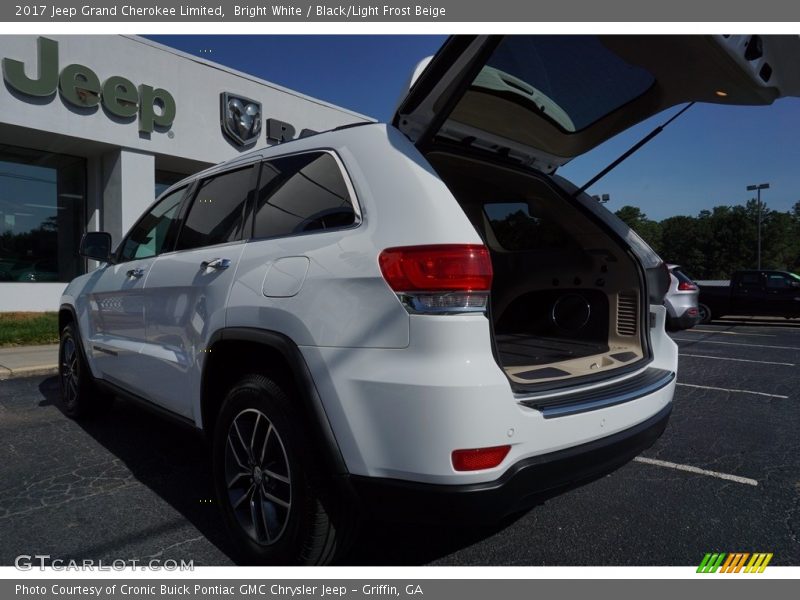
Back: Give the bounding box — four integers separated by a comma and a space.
59, 35, 799, 564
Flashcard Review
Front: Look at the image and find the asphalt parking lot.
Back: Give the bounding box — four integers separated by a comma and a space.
1, 317, 798, 566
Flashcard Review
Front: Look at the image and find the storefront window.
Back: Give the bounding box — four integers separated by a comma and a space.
155, 169, 187, 198
0, 144, 86, 283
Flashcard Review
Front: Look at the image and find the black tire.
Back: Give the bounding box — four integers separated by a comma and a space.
58, 322, 107, 418
212, 374, 353, 565
698, 304, 712, 324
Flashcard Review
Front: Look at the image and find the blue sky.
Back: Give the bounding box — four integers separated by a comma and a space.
147, 35, 800, 221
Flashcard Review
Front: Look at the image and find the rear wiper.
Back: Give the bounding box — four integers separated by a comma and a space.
573, 102, 695, 198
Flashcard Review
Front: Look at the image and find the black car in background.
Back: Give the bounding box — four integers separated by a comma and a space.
697, 270, 800, 323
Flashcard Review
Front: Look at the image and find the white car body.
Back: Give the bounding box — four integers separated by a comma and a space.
61, 123, 674, 481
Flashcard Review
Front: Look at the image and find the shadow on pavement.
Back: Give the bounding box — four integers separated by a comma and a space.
36, 376, 610, 566
37, 375, 236, 562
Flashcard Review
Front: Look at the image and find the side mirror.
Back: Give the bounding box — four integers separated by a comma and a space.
79, 232, 114, 263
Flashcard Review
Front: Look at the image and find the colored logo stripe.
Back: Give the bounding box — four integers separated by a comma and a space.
720, 553, 749, 573
697, 552, 773, 573
745, 553, 773, 573
697, 553, 726, 573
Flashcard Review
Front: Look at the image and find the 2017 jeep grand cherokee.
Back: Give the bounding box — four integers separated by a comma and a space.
58, 35, 800, 564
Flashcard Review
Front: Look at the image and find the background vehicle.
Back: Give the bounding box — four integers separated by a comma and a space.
664, 264, 700, 330
57, 35, 800, 564
698, 270, 800, 323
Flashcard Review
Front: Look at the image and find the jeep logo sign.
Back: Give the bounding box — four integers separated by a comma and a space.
2, 37, 176, 134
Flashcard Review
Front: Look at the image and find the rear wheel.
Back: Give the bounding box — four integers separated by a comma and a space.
697, 304, 712, 324
212, 374, 353, 565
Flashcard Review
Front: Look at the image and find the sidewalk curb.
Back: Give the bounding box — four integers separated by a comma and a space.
0, 365, 59, 381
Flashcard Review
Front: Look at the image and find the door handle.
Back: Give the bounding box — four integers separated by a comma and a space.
201, 258, 231, 270
126, 267, 145, 278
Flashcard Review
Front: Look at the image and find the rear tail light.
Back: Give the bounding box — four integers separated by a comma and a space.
452, 445, 511, 471
678, 281, 698, 291
378, 244, 493, 314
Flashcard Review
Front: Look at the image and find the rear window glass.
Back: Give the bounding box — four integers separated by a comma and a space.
738, 273, 761, 287
473, 36, 655, 132
484, 202, 574, 252
672, 269, 695, 285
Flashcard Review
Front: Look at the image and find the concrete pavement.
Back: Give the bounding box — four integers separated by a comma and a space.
0, 344, 58, 380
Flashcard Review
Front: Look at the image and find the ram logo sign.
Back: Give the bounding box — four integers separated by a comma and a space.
220, 92, 262, 147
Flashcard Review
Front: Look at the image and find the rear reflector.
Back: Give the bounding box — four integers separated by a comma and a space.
452, 445, 511, 471
678, 281, 698, 291
379, 245, 492, 292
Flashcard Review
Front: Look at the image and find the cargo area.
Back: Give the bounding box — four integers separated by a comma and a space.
428, 151, 647, 388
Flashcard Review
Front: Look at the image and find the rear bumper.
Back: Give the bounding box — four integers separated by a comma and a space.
302, 309, 677, 484
667, 307, 700, 331
349, 401, 672, 522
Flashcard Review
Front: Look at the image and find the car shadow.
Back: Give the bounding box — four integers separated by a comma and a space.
344, 513, 528, 566
37, 375, 610, 566
344, 469, 614, 565
38, 376, 544, 565
37, 375, 237, 562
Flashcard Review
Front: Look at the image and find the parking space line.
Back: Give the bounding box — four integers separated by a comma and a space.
700, 321, 800, 331
634, 457, 758, 486
679, 353, 795, 366
672, 338, 800, 351
684, 329, 775, 337
676, 382, 789, 399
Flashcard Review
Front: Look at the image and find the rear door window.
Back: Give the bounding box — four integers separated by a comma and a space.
176, 166, 254, 251
738, 273, 761, 289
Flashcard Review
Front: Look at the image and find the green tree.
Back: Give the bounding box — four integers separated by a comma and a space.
614, 205, 662, 254
659, 216, 706, 277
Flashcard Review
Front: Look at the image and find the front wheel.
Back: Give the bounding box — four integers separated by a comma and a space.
697, 304, 712, 324
212, 374, 353, 565
58, 322, 104, 418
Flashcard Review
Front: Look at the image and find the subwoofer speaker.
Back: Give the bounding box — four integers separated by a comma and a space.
550, 293, 592, 332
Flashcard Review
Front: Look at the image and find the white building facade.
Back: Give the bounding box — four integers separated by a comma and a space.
0, 35, 370, 311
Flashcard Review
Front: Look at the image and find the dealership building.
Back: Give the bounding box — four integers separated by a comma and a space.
0, 35, 371, 311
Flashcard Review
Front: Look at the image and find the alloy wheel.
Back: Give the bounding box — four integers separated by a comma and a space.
60, 336, 79, 409
698, 305, 710, 323
224, 408, 292, 545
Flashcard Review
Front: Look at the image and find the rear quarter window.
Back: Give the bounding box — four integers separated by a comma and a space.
254, 152, 357, 239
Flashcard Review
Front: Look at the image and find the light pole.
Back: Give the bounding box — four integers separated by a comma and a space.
746, 183, 770, 270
